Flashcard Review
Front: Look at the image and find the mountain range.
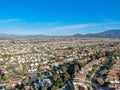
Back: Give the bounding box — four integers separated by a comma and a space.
0, 30, 120, 39
72, 30, 120, 38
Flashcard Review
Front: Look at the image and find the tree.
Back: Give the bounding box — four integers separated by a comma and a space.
74, 64, 79, 72
54, 55, 59, 61
56, 77, 64, 88
62, 66, 67, 73
53, 74, 60, 81
90, 55, 96, 60
63, 72, 70, 82
0, 75, 2, 80
51, 86, 58, 90
42, 86, 47, 90
6, 65, 12, 71
37, 66, 42, 72
22, 62, 30, 73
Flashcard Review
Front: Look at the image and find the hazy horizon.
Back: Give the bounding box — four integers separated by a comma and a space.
0, 0, 120, 35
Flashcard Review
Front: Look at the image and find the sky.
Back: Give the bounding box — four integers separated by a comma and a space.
0, 0, 120, 35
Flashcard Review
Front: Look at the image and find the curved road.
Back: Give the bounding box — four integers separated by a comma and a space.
11, 64, 22, 75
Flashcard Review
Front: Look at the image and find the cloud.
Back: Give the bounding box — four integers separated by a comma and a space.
37, 21, 60, 26
0, 21, 120, 35
52, 24, 88, 31
43, 21, 120, 33
0, 19, 19, 23
41, 21, 120, 35
37, 24, 90, 35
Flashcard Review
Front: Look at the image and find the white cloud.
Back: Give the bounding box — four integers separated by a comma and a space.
40, 21, 120, 35
43, 21, 120, 33
52, 24, 88, 31
37, 21, 59, 26
0, 19, 19, 23
0, 21, 120, 35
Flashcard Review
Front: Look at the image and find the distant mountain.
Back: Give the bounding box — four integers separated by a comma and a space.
23, 35, 48, 38
71, 34, 83, 37
72, 30, 120, 38
0, 34, 19, 39
0, 34, 48, 39
0, 30, 120, 39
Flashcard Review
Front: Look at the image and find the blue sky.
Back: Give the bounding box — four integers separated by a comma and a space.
0, 0, 120, 35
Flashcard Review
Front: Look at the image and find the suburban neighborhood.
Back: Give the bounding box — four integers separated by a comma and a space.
0, 37, 120, 90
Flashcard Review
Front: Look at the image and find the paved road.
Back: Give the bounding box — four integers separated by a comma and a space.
90, 65, 101, 90
90, 61, 109, 90
91, 73, 101, 90
90, 65, 105, 90
11, 64, 22, 74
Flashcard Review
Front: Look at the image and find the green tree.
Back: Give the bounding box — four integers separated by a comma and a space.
42, 86, 47, 90
56, 77, 64, 88
51, 86, 58, 90
63, 72, 70, 82
53, 74, 60, 81
62, 66, 67, 73
6, 65, 12, 71
74, 64, 79, 72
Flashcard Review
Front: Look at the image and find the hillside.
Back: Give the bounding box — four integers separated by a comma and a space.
72, 30, 120, 38
0, 30, 120, 39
